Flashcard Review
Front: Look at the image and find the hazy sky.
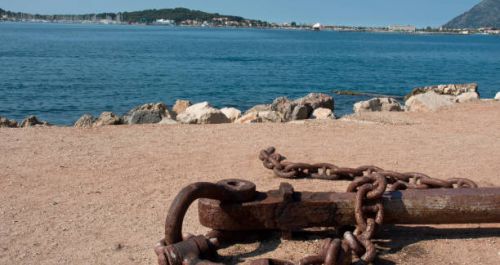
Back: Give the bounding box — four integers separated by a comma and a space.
0, 0, 481, 27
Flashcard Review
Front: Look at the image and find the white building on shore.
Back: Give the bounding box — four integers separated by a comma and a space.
154, 19, 175, 25
312, 23, 322, 31
388, 25, 416, 32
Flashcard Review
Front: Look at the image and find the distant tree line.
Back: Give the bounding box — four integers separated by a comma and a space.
122, 8, 241, 23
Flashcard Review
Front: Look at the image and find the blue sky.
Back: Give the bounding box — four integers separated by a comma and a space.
0, 0, 481, 27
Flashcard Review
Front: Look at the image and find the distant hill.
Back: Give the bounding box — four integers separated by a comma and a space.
443, 0, 500, 29
0, 7, 270, 26
120, 7, 266, 25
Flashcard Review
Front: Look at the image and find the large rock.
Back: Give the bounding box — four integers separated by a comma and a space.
94, 112, 122, 127
123, 102, 173, 125
74, 114, 95, 128
244, 104, 271, 115
353, 98, 403, 113
0, 116, 18, 128
172, 100, 192, 115
158, 118, 178, 125
220, 107, 242, 122
176, 102, 231, 124
455, 92, 479, 103
20, 116, 50, 127
291, 104, 310, 120
258, 111, 284, 123
235, 112, 261, 124
495, 92, 500, 100
406, 83, 478, 100
405, 91, 455, 112
312, 108, 334, 119
294, 93, 334, 110
270, 97, 296, 121
234, 111, 284, 124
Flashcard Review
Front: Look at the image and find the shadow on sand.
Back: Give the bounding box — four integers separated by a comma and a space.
215, 225, 500, 264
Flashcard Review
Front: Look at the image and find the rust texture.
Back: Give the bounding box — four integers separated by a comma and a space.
199, 186, 500, 230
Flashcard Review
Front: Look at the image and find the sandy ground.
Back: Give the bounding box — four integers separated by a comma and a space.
1, 101, 499, 265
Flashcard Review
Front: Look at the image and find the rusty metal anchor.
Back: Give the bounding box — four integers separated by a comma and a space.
157, 179, 500, 265
155, 148, 500, 265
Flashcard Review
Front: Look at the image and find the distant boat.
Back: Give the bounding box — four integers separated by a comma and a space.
312, 23, 322, 31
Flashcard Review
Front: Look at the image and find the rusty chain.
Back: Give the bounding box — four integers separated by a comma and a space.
259, 147, 477, 265
156, 147, 479, 265
259, 147, 477, 190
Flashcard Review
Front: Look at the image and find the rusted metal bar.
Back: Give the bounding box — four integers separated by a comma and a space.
199, 183, 500, 231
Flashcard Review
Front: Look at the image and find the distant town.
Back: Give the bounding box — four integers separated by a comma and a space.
1, 7, 499, 35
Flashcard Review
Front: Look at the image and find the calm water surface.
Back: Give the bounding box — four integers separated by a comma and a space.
1, 22, 499, 124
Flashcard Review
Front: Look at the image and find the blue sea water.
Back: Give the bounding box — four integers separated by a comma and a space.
1, 22, 499, 125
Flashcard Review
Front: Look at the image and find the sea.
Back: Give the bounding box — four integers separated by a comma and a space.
1, 22, 499, 125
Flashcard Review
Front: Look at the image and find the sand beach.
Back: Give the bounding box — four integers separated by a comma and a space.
1, 101, 499, 264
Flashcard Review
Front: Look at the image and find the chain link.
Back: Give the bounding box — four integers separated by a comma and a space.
260, 147, 477, 265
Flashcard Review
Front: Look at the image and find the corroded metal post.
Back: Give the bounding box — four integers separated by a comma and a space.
198, 184, 500, 231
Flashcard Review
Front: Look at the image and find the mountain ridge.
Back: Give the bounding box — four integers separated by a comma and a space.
444, 0, 500, 29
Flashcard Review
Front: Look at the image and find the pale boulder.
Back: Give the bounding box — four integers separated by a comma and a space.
172, 100, 192, 115
74, 114, 95, 128
234, 111, 284, 124
220, 107, 242, 122
353, 98, 403, 113
176, 102, 230, 124
93, 112, 122, 127
234, 112, 261, 124
405, 91, 455, 112
312, 108, 334, 119
495, 92, 500, 100
294, 93, 334, 110
455, 92, 479, 103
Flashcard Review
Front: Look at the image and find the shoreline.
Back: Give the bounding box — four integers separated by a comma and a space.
1, 83, 499, 128
2, 82, 499, 128
2, 21, 500, 36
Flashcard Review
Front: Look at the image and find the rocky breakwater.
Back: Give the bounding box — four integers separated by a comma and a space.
74, 93, 336, 128
0, 93, 336, 128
